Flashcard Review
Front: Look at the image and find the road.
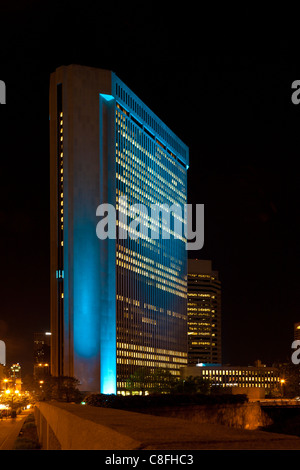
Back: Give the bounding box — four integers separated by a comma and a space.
0, 411, 29, 450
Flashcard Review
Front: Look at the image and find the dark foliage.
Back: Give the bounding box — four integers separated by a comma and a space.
13, 413, 41, 450
83, 392, 248, 409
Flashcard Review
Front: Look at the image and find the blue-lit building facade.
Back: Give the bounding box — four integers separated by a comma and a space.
50, 65, 189, 393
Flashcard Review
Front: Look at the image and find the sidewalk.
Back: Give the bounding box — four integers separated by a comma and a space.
0, 412, 29, 450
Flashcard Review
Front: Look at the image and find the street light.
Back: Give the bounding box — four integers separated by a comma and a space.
280, 379, 286, 397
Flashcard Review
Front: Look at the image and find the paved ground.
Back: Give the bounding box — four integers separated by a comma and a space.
0, 411, 29, 450
50, 402, 300, 450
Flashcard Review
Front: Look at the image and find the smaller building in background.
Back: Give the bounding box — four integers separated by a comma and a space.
8, 363, 22, 392
294, 322, 300, 341
10, 363, 21, 378
34, 332, 51, 379
181, 362, 282, 399
187, 259, 221, 366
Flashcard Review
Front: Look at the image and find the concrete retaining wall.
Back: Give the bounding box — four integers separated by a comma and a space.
34, 401, 300, 450
140, 402, 272, 430
35, 402, 140, 450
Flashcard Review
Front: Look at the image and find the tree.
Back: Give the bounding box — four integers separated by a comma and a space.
173, 375, 211, 394
1, 391, 30, 416
277, 363, 300, 398
49, 376, 82, 402
126, 368, 151, 395
25, 375, 82, 402
150, 368, 178, 394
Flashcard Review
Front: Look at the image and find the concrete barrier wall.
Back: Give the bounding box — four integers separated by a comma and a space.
141, 402, 272, 430
33, 401, 300, 450
34, 402, 140, 450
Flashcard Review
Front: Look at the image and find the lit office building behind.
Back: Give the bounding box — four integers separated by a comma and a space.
34, 332, 51, 379
187, 259, 221, 366
181, 363, 281, 398
50, 65, 189, 394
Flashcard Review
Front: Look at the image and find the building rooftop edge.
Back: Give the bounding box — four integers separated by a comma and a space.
51, 64, 189, 165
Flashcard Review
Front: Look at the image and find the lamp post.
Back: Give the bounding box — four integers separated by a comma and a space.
4, 389, 21, 417
280, 379, 286, 398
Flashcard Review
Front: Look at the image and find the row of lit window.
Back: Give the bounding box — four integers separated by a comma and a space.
115, 99, 188, 162
116, 197, 185, 227
116, 251, 186, 289
119, 306, 186, 322
116, 171, 185, 210
116, 294, 140, 306
116, 151, 186, 202
116, 127, 186, 195
116, 206, 186, 243
117, 358, 185, 369
211, 383, 275, 388
204, 375, 279, 383
116, 155, 186, 207
117, 342, 187, 358
117, 349, 185, 363
188, 308, 215, 312
58, 112, 64, 245
188, 293, 215, 298
200, 369, 279, 378
115, 107, 187, 177
191, 341, 213, 346
116, 259, 187, 298
116, 295, 185, 321
117, 243, 184, 278
188, 274, 216, 279
188, 332, 215, 336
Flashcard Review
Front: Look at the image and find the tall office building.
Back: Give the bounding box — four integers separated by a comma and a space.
50, 65, 189, 393
34, 332, 51, 378
187, 259, 221, 365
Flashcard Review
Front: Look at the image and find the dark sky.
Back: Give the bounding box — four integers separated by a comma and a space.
0, 2, 300, 376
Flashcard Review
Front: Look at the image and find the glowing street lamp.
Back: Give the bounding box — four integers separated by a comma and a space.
280, 378, 286, 397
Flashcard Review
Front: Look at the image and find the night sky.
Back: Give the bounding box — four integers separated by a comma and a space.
0, 2, 300, 376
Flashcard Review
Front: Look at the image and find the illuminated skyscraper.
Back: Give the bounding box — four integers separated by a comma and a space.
50, 65, 189, 393
187, 259, 221, 365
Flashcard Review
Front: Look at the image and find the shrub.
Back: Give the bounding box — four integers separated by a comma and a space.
83, 392, 248, 410
13, 437, 41, 450
13, 413, 41, 450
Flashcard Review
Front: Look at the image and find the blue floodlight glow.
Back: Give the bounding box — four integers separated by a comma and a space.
196, 363, 222, 367
100, 93, 114, 102
73, 220, 100, 361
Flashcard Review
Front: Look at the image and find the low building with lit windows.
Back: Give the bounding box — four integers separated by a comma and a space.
181, 363, 282, 398
50, 65, 189, 394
